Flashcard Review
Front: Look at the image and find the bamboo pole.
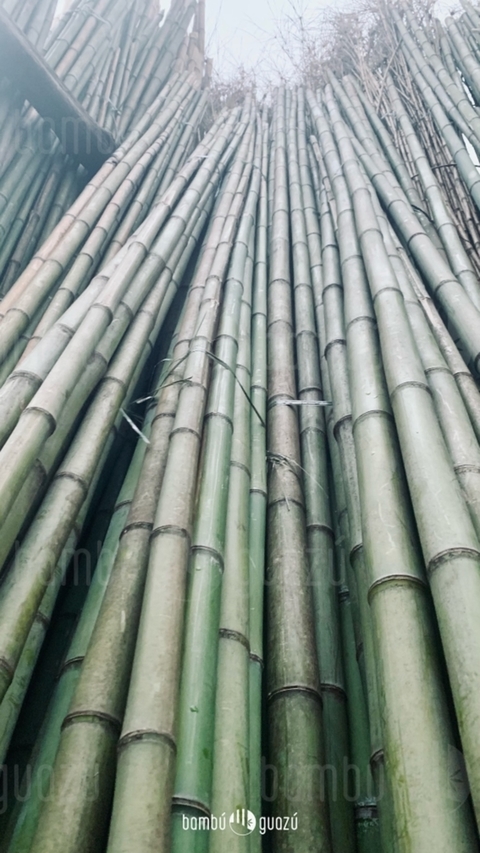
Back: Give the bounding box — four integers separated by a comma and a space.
209, 125, 261, 853
290, 88, 355, 853
248, 112, 269, 853
266, 87, 332, 852
310, 124, 391, 853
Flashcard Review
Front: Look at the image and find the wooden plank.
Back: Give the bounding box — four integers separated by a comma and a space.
0, 7, 116, 173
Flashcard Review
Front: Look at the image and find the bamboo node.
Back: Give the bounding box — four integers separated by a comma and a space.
117, 729, 177, 753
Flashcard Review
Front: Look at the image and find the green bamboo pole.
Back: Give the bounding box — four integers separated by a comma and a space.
61, 10, 125, 97
26, 0, 57, 47
350, 122, 480, 442
317, 88, 468, 850
0, 291, 148, 575
329, 73, 429, 221
397, 267, 480, 543
266, 87, 332, 853
316, 207, 383, 850
209, 129, 260, 853
409, 274, 480, 443
308, 130, 370, 700
392, 12, 480, 155
24, 91, 198, 345
310, 132, 391, 850
0, 166, 114, 319
117, 5, 194, 139
102, 93, 206, 266
2, 315, 185, 853
0, 164, 48, 283
107, 4, 140, 126
154, 91, 210, 199
325, 90, 480, 845
338, 586, 382, 853
290, 88, 355, 853
128, 6, 196, 131
5, 105, 225, 382
248, 112, 268, 853
107, 93, 216, 264
35, 166, 87, 251
0, 141, 60, 269
0, 73, 178, 312
317, 252, 383, 853
0, 155, 67, 293
0, 425, 138, 842
45, 0, 111, 72
0, 236, 143, 452
330, 75, 448, 259
370, 189, 480, 543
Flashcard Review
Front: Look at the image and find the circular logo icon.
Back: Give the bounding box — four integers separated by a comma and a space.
229, 809, 256, 836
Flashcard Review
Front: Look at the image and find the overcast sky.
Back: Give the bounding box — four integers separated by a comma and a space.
205, 0, 328, 73
205, 0, 460, 76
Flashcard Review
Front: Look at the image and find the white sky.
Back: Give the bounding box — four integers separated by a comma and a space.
205, 0, 329, 73
205, 0, 460, 76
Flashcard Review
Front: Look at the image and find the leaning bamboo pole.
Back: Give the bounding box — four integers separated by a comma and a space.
209, 125, 261, 853
309, 121, 392, 853
304, 106, 384, 853
248, 112, 268, 853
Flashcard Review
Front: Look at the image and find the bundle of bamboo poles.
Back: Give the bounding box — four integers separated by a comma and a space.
7, 0, 480, 852
0, 0, 207, 296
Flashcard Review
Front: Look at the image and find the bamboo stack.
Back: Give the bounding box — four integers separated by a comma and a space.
5, 1, 480, 852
